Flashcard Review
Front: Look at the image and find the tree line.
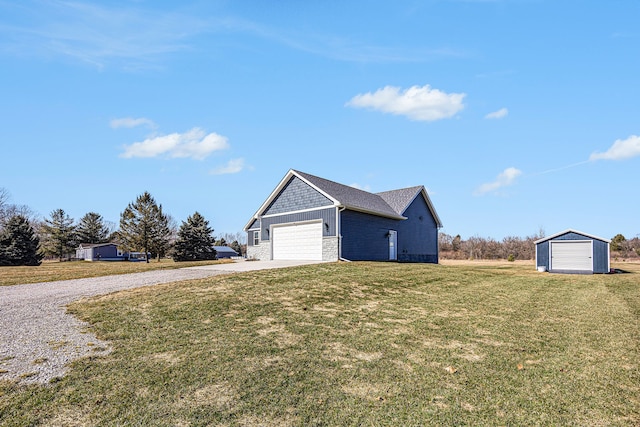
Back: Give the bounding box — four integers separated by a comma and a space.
0, 189, 245, 266
438, 232, 543, 261
440, 231, 640, 261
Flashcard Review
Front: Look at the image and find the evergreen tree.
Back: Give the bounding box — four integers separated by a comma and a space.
228, 240, 242, 256
119, 192, 171, 263
76, 212, 110, 244
40, 209, 76, 261
0, 215, 43, 266
173, 212, 217, 261
611, 234, 626, 251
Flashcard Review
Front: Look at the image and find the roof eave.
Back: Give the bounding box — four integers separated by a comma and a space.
341, 204, 407, 220
534, 229, 611, 244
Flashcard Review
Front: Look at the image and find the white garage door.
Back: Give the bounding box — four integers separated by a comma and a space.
551, 241, 592, 271
272, 222, 322, 261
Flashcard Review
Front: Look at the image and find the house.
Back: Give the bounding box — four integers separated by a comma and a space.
214, 246, 239, 259
75, 243, 123, 261
535, 229, 611, 274
244, 169, 442, 262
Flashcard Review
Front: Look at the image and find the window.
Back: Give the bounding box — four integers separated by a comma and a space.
253, 230, 260, 246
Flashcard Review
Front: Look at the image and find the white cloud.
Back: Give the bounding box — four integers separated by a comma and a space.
110, 117, 156, 129
345, 84, 466, 121
210, 158, 246, 175
120, 128, 228, 160
474, 167, 522, 196
349, 183, 372, 192
485, 108, 508, 119
589, 135, 640, 161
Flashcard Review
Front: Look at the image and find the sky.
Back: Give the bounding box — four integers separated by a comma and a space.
1, 0, 639, 242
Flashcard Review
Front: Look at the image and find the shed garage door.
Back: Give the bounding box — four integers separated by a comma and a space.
550, 241, 592, 271
272, 222, 322, 261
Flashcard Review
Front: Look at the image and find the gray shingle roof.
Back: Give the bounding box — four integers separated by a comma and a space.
77, 243, 117, 249
376, 186, 423, 215
214, 246, 239, 254
245, 169, 442, 230
294, 170, 405, 219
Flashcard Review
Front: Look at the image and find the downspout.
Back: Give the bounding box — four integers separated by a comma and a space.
337, 206, 351, 262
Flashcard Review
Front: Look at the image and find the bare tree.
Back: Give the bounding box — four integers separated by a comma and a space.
0, 188, 36, 229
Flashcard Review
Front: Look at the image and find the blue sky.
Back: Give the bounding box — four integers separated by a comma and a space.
1, 0, 639, 241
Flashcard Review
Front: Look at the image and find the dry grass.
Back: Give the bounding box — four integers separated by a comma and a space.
0, 258, 232, 286
1, 261, 639, 425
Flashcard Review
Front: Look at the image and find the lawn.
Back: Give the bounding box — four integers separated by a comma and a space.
0, 258, 230, 287
1, 261, 639, 425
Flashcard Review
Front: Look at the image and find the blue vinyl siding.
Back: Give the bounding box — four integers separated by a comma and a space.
536, 231, 610, 273
263, 177, 333, 215
340, 195, 439, 263
536, 241, 549, 269
261, 208, 336, 241
395, 195, 439, 263
246, 219, 260, 246
94, 245, 118, 258
592, 240, 609, 273
341, 210, 398, 261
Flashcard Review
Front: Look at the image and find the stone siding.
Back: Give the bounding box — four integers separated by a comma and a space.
323, 237, 339, 262
247, 243, 271, 261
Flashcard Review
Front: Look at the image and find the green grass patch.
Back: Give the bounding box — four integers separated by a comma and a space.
0, 258, 231, 286
1, 262, 639, 425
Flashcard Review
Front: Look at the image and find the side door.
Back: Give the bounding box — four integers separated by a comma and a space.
388, 230, 397, 261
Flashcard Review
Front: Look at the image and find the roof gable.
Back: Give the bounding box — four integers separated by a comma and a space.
534, 229, 611, 244
263, 176, 333, 216
377, 186, 442, 228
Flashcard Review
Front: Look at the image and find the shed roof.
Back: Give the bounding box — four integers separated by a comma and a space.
77, 243, 117, 249
214, 246, 238, 254
534, 229, 611, 244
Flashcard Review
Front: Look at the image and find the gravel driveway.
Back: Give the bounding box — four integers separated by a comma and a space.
0, 260, 321, 384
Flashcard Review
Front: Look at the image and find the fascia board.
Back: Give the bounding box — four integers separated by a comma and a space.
292, 171, 342, 206
534, 228, 611, 244
342, 204, 407, 220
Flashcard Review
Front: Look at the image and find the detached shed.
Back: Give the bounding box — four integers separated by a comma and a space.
535, 229, 610, 274
214, 246, 239, 259
76, 243, 121, 261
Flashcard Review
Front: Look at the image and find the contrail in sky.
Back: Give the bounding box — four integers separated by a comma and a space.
528, 160, 591, 177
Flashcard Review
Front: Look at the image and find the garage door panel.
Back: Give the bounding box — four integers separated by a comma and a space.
551, 241, 592, 271
272, 222, 322, 261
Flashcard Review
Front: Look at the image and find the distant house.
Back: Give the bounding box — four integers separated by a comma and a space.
76, 243, 122, 261
214, 246, 239, 259
535, 229, 611, 274
76, 243, 150, 262
244, 169, 442, 262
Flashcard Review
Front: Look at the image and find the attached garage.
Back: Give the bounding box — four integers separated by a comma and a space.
272, 221, 323, 261
535, 229, 610, 274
